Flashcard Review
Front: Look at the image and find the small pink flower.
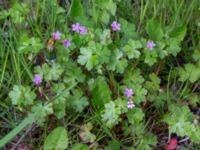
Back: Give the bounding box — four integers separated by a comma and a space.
127, 100, 135, 109
72, 23, 80, 32
147, 40, 156, 49
79, 26, 88, 35
63, 39, 71, 48
111, 21, 121, 31
53, 31, 61, 40
33, 74, 42, 85
124, 88, 134, 97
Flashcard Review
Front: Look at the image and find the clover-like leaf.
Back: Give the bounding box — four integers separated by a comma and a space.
144, 50, 157, 66
101, 101, 120, 128
79, 123, 96, 143
126, 108, 144, 125
163, 105, 194, 137
9, 85, 36, 106
123, 39, 142, 59
68, 89, 89, 113
78, 47, 98, 70
35, 63, 64, 82
17, 34, 44, 54
178, 63, 200, 83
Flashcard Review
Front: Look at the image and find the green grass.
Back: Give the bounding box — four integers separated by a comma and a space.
0, 0, 200, 149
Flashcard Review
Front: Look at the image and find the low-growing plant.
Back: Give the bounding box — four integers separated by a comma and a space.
0, 0, 200, 149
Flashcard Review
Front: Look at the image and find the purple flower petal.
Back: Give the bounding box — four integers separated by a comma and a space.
53, 31, 61, 40
33, 74, 42, 85
72, 23, 80, 32
127, 100, 135, 109
124, 88, 134, 97
79, 26, 88, 35
111, 21, 121, 31
147, 40, 156, 49
63, 39, 71, 48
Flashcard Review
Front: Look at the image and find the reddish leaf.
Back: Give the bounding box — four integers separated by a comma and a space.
165, 138, 177, 150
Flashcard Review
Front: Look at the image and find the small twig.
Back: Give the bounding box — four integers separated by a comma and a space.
178, 137, 189, 143
192, 81, 200, 92
155, 60, 163, 75
11, 124, 35, 150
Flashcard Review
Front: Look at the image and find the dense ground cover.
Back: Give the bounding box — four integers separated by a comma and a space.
0, 0, 200, 149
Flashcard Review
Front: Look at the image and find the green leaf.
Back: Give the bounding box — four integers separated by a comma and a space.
102, 99, 127, 128
69, 0, 83, 19
123, 69, 145, 85
106, 0, 116, 16
0, 10, 10, 20
169, 25, 187, 42
97, 29, 112, 45
44, 127, 68, 150
123, 39, 142, 59
97, 47, 111, 64
17, 34, 44, 54
79, 123, 96, 143
116, 59, 128, 74
35, 63, 64, 82
136, 132, 157, 150
144, 50, 157, 66
63, 61, 85, 85
107, 49, 123, 71
105, 140, 120, 150
32, 103, 53, 118
101, 11, 110, 24
9, 85, 36, 106
68, 89, 89, 113
132, 84, 147, 105
9, 3, 30, 23
53, 98, 66, 119
78, 42, 110, 70
92, 77, 111, 109
166, 38, 181, 56
78, 47, 98, 70
178, 63, 200, 83
51, 83, 69, 118
163, 105, 194, 137
145, 73, 161, 93
101, 101, 120, 127
9, 85, 22, 105
71, 144, 89, 150
146, 19, 164, 41
127, 108, 144, 125
120, 18, 137, 40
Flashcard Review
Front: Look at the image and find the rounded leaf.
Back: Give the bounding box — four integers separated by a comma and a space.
44, 127, 68, 150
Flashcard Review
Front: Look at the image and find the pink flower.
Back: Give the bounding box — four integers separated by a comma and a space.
53, 31, 61, 40
79, 26, 88, 35
72, 23, 80, 32
147, 40, 156, 49
63, 39, 71, 48
111, 21, 121, 31
127, 100, 135, 109
124, 88, 134, 97
33, 74, 42, 85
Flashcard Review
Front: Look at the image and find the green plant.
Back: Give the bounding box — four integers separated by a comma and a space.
0, 0, 200, 149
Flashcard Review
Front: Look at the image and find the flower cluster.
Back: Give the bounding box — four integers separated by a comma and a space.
72, 23, 88, 35
52, 31, 71, 48
124, 88, 135, 109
